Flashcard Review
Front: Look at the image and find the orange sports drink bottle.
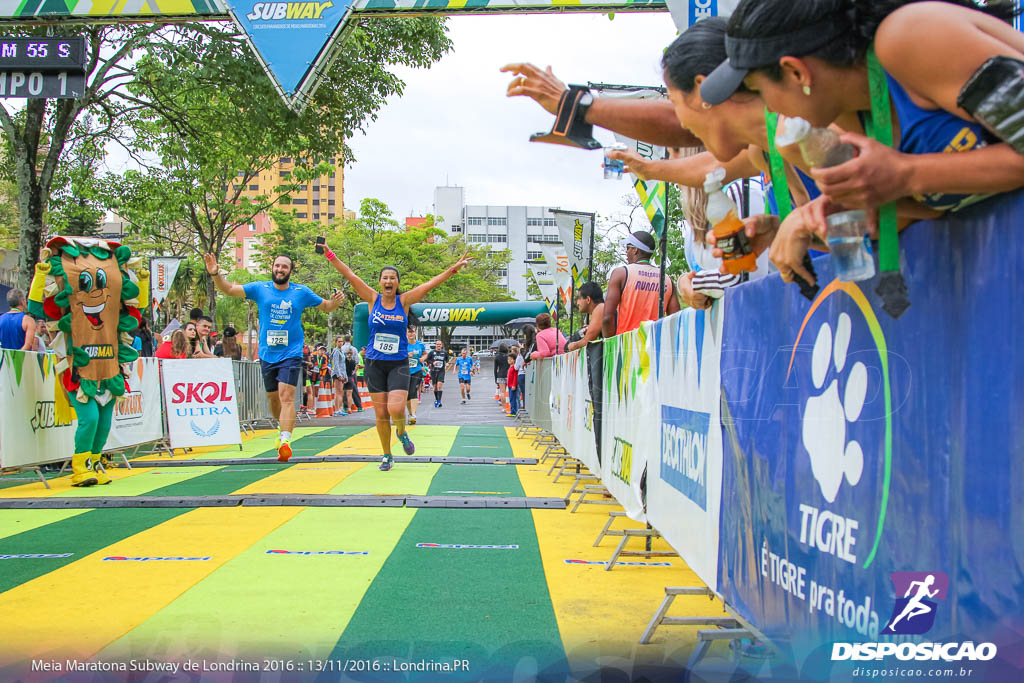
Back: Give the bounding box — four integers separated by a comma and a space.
705, 168, 757, 274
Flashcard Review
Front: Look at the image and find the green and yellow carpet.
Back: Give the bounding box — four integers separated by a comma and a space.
0, 425, 723, 681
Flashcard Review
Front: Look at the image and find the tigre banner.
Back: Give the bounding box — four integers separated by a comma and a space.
161, 359, 242, 450
640, 305, 725, 591
104, 357, 164, 451
0, 351, 76, 468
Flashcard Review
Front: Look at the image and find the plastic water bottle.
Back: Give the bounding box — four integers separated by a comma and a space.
775, 117, 855, 168
705, 168, 757, 274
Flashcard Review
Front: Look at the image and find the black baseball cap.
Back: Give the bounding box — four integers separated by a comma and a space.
700, 16, 846, 106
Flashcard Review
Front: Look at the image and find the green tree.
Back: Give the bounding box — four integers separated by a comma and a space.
108, 18, 451, 319
0, 24, 163, 288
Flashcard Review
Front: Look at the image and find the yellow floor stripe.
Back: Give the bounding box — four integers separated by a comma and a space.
0, 506, 302, 668
506, 427, 725, 669
0, 428, 280, 498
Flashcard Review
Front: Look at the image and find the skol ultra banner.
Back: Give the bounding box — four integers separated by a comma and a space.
600, 325, 650, 521
161, 358, 242, 450
640, 304, 724, 591
0, 350, 76, 468
104, 357, 164, 450
551, 210, 593, 289
716, 191, 1024, 681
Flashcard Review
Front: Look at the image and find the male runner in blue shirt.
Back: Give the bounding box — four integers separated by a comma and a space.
453, 347, 475, 404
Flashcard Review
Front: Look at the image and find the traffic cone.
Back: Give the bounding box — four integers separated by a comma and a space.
358, 377, 372, 408
315, 379, 334, 418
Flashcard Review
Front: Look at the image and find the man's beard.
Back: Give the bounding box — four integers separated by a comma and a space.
272, 271, 290, 285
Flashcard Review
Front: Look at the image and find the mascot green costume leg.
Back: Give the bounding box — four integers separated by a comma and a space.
27, 237, 149, 487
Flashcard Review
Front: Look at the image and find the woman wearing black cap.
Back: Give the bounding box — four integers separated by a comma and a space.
702, 0, 1024, 281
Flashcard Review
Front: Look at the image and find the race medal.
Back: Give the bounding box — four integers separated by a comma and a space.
267, 330, 288, 346
373, 333, 400, 354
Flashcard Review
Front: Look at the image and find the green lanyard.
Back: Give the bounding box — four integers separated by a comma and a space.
863, 46, 899, 274
764, 110, 793, 220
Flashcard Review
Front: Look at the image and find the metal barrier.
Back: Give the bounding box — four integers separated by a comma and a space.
233, 360, 275, 432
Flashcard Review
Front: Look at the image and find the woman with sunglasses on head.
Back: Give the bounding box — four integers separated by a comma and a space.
324, 246, 473, 471
701, 0, 1024, 284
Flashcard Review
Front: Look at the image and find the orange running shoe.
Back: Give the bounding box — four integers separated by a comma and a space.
277, 439, 292, 462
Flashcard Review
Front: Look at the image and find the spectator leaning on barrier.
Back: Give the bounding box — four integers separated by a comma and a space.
183, 321, 200, 357
220, 326, 242, 361
0, 289, 36, 351
603, 231, 680, 338
530, 313, 568, 359
506, 352, 519, 417
567, 282, 605, 352
155, 329, 190, 359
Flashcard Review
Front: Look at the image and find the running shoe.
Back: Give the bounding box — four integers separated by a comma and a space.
467, 393, 471, 400
273, 431, 281, 449
434, 400, 440, 408
379, 455, 393, 472
398, 431, 415, 455
461, 399, 466, 404
277, 439, 292, 463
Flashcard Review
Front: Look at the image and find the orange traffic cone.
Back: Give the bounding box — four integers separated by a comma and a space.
315, 379, 334, 418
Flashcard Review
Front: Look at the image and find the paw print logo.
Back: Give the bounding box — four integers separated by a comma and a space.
802, 313, 869, 503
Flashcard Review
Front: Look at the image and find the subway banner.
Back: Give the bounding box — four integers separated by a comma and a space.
549, 348, 599, 474
104, 357, 164, 450
0, 350, 76, 468
717, 190, 1024, 680
640, 304, 724, 591
600, 326, 650, 521
161, 359, 241, 450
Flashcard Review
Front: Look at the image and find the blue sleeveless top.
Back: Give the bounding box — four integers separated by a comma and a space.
0, 311, 26, 350
869, 73, 992, 212
366, 294, 408, 361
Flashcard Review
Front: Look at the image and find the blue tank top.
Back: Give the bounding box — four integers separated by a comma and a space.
366, 294, 408, 361
0, 311, 26, 350
875, 73, 992, 212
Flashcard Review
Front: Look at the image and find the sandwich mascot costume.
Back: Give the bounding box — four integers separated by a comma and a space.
27, 236, 149, 486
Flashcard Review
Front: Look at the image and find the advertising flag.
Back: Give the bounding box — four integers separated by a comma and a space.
151, 257, 184, 307
540, 245, 572, 308
552, 210, 594, 289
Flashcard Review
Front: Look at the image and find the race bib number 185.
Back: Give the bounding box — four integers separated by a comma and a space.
373, 333, 400, 354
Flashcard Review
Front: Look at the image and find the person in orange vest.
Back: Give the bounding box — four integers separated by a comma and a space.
602, 231, 680, 338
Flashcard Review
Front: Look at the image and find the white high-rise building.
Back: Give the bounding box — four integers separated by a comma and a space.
433, 185, 563, 302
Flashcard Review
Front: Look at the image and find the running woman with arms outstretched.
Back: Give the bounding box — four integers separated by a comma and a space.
324, 246, 472, 471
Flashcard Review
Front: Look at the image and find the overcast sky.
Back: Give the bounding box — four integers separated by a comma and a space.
342, 12, 679, 228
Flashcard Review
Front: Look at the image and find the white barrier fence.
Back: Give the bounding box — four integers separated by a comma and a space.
0, 352, 273, 471
545, 305, 724, 591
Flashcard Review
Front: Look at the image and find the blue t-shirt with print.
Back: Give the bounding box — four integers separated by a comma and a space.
243, 281, 322, 363
455, 356, 474, 379
408, 341, 426, 374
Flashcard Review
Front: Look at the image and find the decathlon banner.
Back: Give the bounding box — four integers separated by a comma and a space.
640, 305, 724, 591
104, 357, 164, 450
0, 351, 76, 468
551, 210, 594, 290
716, 190, 1024, 677
600, 326, 650, 522
549, 348, 599, 473
161, 359, 242, 450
